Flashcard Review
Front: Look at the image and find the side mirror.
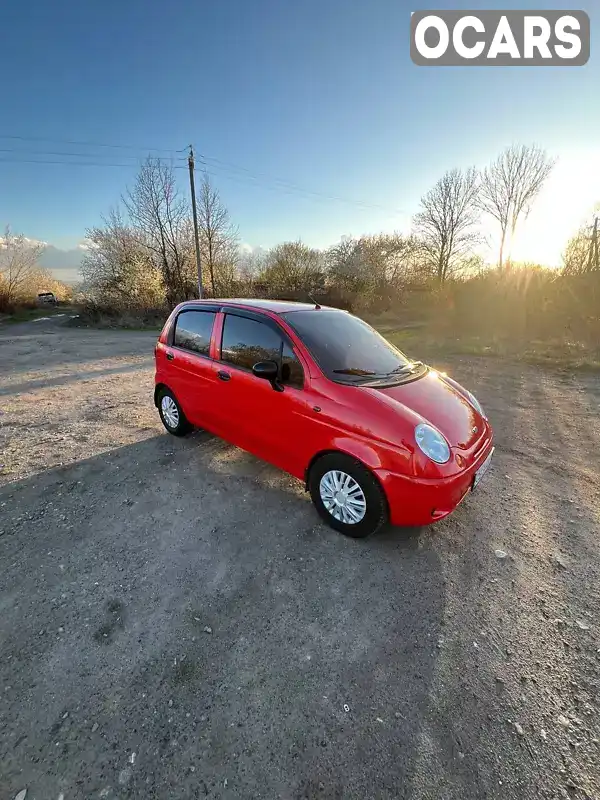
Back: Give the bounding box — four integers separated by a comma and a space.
252, 360, 283, 391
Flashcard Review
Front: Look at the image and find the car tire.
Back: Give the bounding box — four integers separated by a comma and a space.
308, 453, 388, 538
157, 388, 192, 437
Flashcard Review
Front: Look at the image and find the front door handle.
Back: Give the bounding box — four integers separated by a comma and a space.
217, 370, 231, 382
166, 351, 174, 361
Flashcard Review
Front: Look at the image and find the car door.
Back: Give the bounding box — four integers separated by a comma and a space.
164, 308, 220, 428
211, 310, 316, 479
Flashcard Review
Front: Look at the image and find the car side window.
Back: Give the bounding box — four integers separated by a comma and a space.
220, 314, 304, 389
281, 341, 304, 389
173, 310, 216, 356
221, 314, 280, 368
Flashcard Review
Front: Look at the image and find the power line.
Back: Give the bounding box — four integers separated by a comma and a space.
0, 147, 187, 162
0, 155, 404, 216
195, 152, 407, 215
201, 156, 406, 214
202, 153, 346, 192
0, 156, 138, 168
195, 160, 406, 215
194, 164, 401, 215
0, 155, 189, 169
0, 135, 406, 216
0, 133, 180, 154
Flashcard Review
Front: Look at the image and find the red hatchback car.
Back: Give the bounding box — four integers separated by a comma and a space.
154, 299, 494, 538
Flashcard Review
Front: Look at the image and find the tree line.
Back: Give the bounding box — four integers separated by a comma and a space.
2, 142, 598, 317
0, 227, 73, 311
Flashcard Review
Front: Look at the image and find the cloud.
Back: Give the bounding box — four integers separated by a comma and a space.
76, 239, 97, 251
0, 234, 48, 248
38, 244, 85, 275
0, 232, 85, 277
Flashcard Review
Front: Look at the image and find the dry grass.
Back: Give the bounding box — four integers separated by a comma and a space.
72, 301, 166, 331
73, 269, 600, 372
0, 304, 65, 326
385, 327, 600, 372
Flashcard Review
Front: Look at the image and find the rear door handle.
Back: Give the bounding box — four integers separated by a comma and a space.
166, 351, 174, 361
217, 370, 231, 382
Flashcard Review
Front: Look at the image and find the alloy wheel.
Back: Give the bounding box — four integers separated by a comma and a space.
161, 395, 179, 429
319, 469, 367, 524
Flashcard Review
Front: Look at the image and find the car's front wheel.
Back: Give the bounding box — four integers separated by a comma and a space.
308, 453, 388, 538
157, 388, 192, 437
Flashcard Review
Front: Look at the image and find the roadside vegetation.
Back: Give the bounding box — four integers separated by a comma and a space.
0, 304, 67, 326
3, 145, 599, 369
0, 227, 73, 322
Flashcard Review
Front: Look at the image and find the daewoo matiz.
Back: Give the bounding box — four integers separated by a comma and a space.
154, 299, 494, 538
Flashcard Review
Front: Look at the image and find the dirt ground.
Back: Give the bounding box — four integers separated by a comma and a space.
1, 316, 599, 800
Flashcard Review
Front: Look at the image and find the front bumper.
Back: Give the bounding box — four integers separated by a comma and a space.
375, 440, 494, 527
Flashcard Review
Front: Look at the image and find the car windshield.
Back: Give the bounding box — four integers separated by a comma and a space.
282, 309, 413, 382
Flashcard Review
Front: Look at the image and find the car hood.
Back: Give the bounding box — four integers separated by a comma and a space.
368, 370, 483, 450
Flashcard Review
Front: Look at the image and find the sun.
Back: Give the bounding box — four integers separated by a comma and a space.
509, 148, 600, 268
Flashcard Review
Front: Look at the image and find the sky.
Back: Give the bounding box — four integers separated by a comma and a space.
1, 0, 599, 278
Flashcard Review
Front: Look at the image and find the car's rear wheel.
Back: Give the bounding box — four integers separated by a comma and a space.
308, 453, 388, 538
157, 388, 192, 437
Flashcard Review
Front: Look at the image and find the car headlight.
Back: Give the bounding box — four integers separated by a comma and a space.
466, 390, 486, 419
415, 423, 451, 464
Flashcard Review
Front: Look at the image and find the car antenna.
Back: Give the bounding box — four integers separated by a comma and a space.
308, 294, 321, 309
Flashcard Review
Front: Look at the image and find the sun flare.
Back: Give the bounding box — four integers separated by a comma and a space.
506, 149, 600, 268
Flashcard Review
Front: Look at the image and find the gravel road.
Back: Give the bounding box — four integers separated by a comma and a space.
1, 317, 599, 800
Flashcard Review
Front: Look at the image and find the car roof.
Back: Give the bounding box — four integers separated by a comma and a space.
180, 298, 337, 315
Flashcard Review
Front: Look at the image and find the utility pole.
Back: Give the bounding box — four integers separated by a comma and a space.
188, 145, 203, 298
593, 215, 599, 273
586, 215, 598, 273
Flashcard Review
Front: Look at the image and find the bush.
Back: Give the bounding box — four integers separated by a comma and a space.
76, 299, 170, 329
400, 268, 598, 349
0, 297, 39, 314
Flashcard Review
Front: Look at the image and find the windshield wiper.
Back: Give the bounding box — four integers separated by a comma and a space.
387, 361, 423, 376
333, 362, 424, 379
332, 368, 378, 376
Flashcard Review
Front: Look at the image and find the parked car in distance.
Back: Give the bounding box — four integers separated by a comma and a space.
154, 299, 494, 538
37, 291, 57, 306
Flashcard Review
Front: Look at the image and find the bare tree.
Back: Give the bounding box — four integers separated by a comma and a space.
122, 157, 194, 305
326, 237, 365, 293
479, 144, 555, 269
331, 234, 421, 286
197, 173, 239, 296
413, 167, 481, 282
259, 241, 324, 295
0, 226, 46, 306
562, 212, 600, 275
237, 247, 266, 293
362, 233, 423, 287
82, 209, 164, 307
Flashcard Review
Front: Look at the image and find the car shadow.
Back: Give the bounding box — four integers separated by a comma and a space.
0, 323, 157, 378
0, 359, 154, 397
0, 433, 445, 800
